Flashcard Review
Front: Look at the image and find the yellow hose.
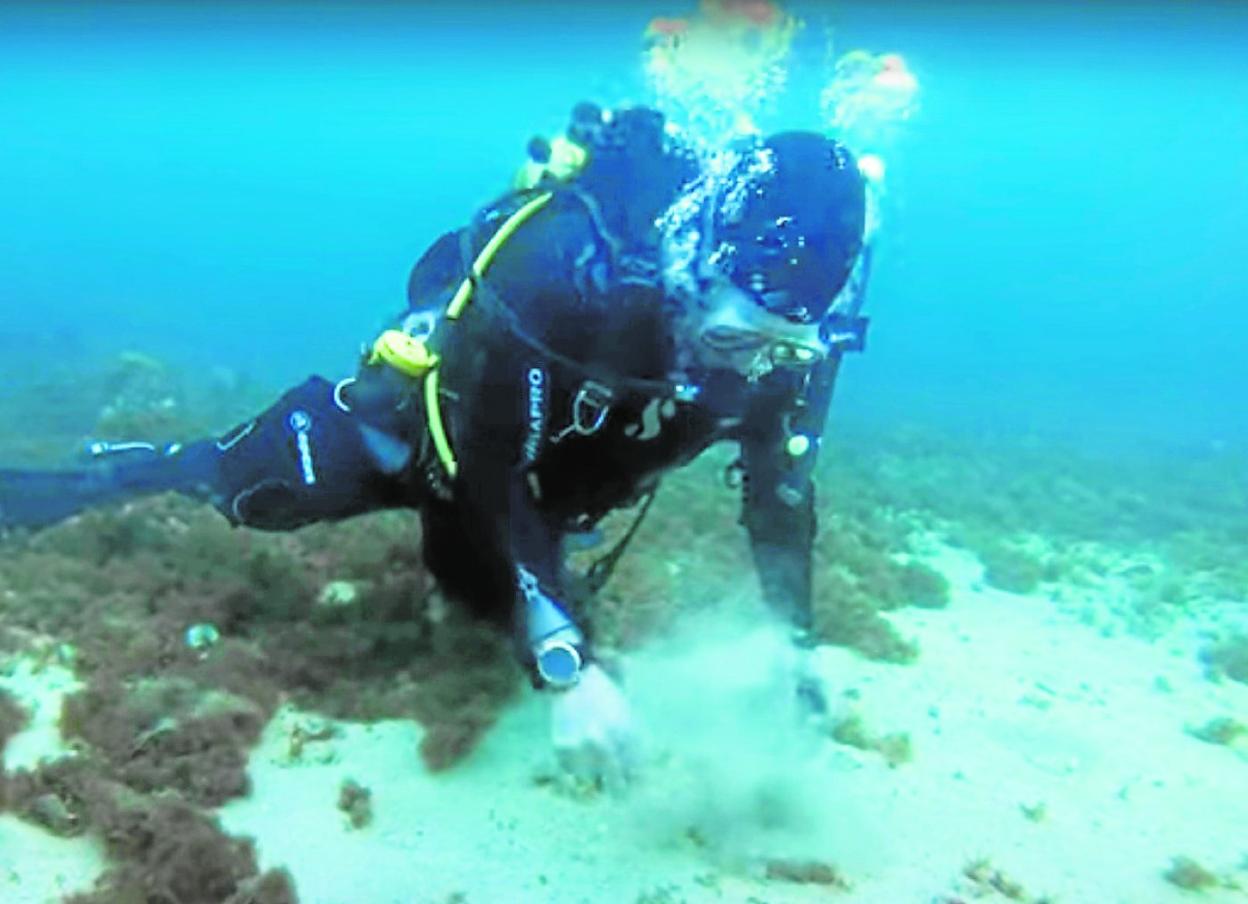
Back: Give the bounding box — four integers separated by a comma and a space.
447, 191, 554, 320
424, 367, 457, 479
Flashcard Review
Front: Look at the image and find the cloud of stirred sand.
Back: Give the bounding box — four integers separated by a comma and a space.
614, 607, 856, 867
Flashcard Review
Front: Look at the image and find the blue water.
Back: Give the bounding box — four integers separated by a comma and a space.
2, 0, 1246, 452
2, 7, 1248, 902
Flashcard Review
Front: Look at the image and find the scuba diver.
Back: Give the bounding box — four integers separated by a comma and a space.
0, 103, 872, 779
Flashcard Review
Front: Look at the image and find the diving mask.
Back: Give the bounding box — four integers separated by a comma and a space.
695, 281, 829, 380
701, 325, 825, 373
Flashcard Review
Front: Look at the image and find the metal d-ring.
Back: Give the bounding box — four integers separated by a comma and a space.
333, 378, 356, 413
550, 381, 613, 444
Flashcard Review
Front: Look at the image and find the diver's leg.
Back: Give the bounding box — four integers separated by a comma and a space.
0, 441, 218, 532
0, 376, 409, 534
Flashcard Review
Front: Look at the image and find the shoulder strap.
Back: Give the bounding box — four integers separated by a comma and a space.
461, 188, 679, 400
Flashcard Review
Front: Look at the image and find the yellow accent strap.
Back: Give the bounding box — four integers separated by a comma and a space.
511, 133, 589, 189
514, 136, 589, 191
447, 191, 554, 320
423, 367, 457, 479
369, 329, 439, 378
547, 136, 588, 181
368, 190, 556, 480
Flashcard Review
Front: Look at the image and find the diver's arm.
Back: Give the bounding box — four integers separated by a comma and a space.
737, 359, 844, 717
741, 238, 872, 630
511, 494, 589, 694
478, 458, 633, 782
507, 483, 590, 691
446, 348, 590, 690
0, 375, 412, 534
738, 356, 843, 639
739, 432, 817, 636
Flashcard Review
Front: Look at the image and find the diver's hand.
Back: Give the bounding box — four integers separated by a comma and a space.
549, 664, 638, 794
793, 645, 829, 719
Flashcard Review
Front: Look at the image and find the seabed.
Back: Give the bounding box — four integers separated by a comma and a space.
2, 356, 1247, 903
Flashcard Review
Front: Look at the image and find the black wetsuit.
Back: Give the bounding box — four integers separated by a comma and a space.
0, 106, 867, 685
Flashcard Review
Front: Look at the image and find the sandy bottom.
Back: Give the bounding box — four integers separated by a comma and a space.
4, 542, 1247, 904
1, 658, 105, 902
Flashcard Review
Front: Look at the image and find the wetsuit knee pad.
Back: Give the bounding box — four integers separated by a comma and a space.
212, 376, 387, 530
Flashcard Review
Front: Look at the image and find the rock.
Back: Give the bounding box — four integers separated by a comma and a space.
317, 580, 359, 609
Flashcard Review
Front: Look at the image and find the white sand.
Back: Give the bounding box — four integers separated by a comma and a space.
215, 542, 1248, 903
1, 655, 105, 903
5, 541, 1248, 903
0, 817, 104, 904
1, 657, 80, 772
800, 544, 1248, 903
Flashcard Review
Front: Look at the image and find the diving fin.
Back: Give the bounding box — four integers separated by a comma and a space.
0, 468, 120, 531
0, 441, 218, 533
